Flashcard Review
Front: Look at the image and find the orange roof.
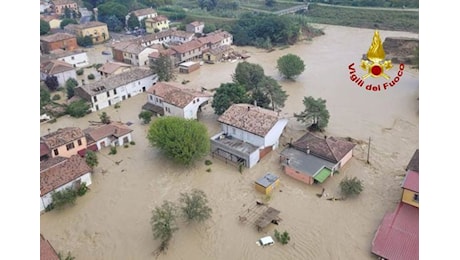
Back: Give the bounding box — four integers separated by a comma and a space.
83, 122, 133, 142
40, 234, 59, 260
147, 82, 212, 108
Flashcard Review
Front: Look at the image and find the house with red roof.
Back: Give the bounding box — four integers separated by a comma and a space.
210, 104, 288, 169
40, 234, 59, 260
186, 21, 205, 35
40, 127, 88, 160
371, 149, 419, 260
83, 121, 134, 150
279, 132, 356, 184
40, 155, 92, 212
40, 59, 77, 87
145, 15, 170, 33
143, 82, 212, 119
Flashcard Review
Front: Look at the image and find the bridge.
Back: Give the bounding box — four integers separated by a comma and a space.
274, 3, 310, 16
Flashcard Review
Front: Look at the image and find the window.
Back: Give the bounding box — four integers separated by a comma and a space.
71, 56, 75, 60
53, 149, 59, 156
78, 139, 82, 146
93, 96, 98, 102
413, 193, 419, 202
114, 89, 117, 95
107, 91, 110, 97
66, 143, 75, 151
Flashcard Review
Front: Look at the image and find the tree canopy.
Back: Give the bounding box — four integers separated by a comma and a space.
340, 176, 364, 198
150, 53, 176, 82
179, 189, 212, 223
147, 117, 210, 165
294, 96, 330, 131
232, 61, 265, 89
211, 83, 250, 115
85, 150, 98, 168
277, 54, 306, 80
60, 18, 78, 29
150, 200, 178, 250
66, 100, 90, 118
126, 13, 140, 30
40, 19, 50, 35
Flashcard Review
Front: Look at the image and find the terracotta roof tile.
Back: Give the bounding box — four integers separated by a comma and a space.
190, 21, 204, 27
41, 127, 85, 150
83, 122, 133, 142
40, 33, 75, 43
292, 132, 356, 163
170, 39, 203, 54
40, 59, 74, 75
147, 82, 212, 108
40, 156, 67, 172
40, 155, 92, 196
132, 7, 157, 17
97, 62, 132, 74
218, 104, 281, 137
40, 234, 60, 260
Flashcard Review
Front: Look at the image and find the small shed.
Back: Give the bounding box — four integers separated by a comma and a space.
179, 61, 200, 74
255, 173, 280, 195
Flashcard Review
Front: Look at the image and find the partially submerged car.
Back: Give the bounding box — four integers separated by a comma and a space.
256, 236, 275, 247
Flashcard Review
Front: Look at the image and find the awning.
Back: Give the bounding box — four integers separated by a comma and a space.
313, 167, 332, 183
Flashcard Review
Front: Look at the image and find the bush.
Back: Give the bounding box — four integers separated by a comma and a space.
109, 146, 117, 155
114, 103, 121, 109
204, 160, 213, 166
130, 141, 135, 145
87, 73, 95, 80
76, 68, 84, 75
124, 144, 129, 148
274, 229, 291, 245
138, 110, 153, 124
340, 176, 364, 198
66, 100, 90, 118
206, 168, 211, 172
52, 94, 61, 100
51, 188, 77, 209
95, 63, 103, 69
77, 183, 88, 196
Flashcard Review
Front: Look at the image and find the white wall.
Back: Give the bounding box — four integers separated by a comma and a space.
40, 172, 92, 212
182, 97, 210, 119
248, 149, 260, 168
59, 52, 89, 68
263, 119, 288, 148
164, 103, 183, 118
221, 124, 264, 147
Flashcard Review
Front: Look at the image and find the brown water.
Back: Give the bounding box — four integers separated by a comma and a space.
40, 24, 419, 260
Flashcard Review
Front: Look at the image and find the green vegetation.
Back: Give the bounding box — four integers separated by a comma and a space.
58, 251, 76, 260
305, 3, 418, 33
52, 94, 61, 101
99, 112, 111, 124
151, 200, 179, 253
109, 146, 117, 155
139, 110, 153, 124
85, 150, 98, 169
309, 0, 418, 8
65, 78, 78, 99
76, 68, 84, 76
340, 176, 364, 198
87, 73, 96, 80
77, 35, 93, 47
211, 83, 250, 115
60, 18, 78, 29
294, 96, 330, 132
51, 188, 78, 209
147, 117, 210, 166
66, 99, 90, 118
40, 19, 50, 35
130, 141, 136, 145
45, 75, 59, 91
204, 160, 213, 166
150, 53, 176, 81
179, 189, 213, 223
274, 229, 291, 245
276, 53, 306, 80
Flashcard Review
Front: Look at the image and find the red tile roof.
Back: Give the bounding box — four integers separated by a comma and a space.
371, 202, 419, 260
40, 32, 75, 43
170, 39, 203, 54
402, 170, 419, 192
40, 234, 59, 260
41, 142, 50, 157
40, 60, 74, 75
292, 132, 356, 163
218, 104, 281, 137
41, 127, 84, 150
147, 82, 212, 108
83, 122, 133, 142
40, 155, 92, 196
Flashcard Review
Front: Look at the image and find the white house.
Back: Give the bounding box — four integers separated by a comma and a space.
186, 21, 205, 34
83, 121, 133, 150
40, 60, 77, 86
41, 49, 89, 68
40, 155, 92, 212
74, 67, 158, 111
126, 7, 157, 27
210, 104, 288, 168
143, 82, 212, 119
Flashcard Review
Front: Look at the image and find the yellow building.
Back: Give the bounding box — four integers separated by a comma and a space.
65, 21, 109, 45
401, 170, 419, 208
255, 173, 280, 195
145, 15, 170, 33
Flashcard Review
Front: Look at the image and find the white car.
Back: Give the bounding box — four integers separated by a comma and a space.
256, 236, 275, 247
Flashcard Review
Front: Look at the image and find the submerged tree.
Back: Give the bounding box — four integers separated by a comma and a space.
294, 96, 330, 132
179, 189, 212, 223
211, 83, 250, 115
150, 200, 178, 252
150, 53, 176, 82
277, 53, 306, 80
340, 176, 364, 198
85, 150, 98, 169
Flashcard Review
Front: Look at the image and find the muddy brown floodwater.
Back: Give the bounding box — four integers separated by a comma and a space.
40, 24, 419, 260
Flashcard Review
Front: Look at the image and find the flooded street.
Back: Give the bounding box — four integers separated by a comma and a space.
40, 24, 419, 259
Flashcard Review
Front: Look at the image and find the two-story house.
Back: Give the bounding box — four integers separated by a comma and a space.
40, 127, 87, 159
125, 7, 157, 27
279, 132, 356, 185
40, 49, 89, 68
145, 15, 170, 33
83, 121, 133, 150
97, 61, 132, 78
110, 40, 156, 66
51, 0, 79, 16
210, 104, 288, 169
143, 82, 212, 119
186, 21, 205, 35
74, 68, 158, 111
64, 21, 109, 45
170, 39, 204, 65
40, 33, 78, 54
371, 149, 419, 260
40, 59, 77, 86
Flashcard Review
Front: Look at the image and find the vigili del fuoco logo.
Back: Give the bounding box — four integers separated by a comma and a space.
348, 30, 405, 91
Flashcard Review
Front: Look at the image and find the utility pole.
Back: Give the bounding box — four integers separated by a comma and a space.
367, 136, 371, 164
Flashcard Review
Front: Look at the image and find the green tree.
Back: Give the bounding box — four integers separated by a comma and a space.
51, 188, 78, 209
274, 229, 291, 245
102, 14, 124, 32
294, 96, 330, 132
60, 18, 78, 29
265, 0, 275, 7
150, 53, 176, 82
127, 13, 140, 30
150, 200, 178, 251
277, 54, 306, 80
139, 110, 153, 124
147, 117, 210, 166
256, 76, 288, 111
232, 61, 265, 91
66, 100, 90, 118
211, 83, 250, 115
179, 189, 212, 223
97, 1, 128, 23
340, 176, 364, 198
40, 19, 50, 35
45, 75, 60, 91
77, 35, 93, 47
65, 78, 78, 99
99, 112, 111, 124
40, 88, 51, 107
58, 251, 76, 260
85, 150, 99, 169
